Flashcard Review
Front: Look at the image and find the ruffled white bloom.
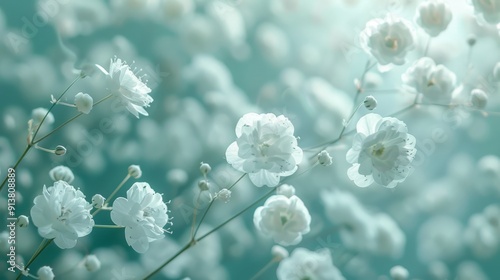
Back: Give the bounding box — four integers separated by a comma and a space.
360, 15, 415, 66
470, 0, 500, 25
415, 0, 452, 37
346, 113, 417, 188
110, 182, 169, 253
225, 113, 303, 187
253, 195, 311, 246
49, 165, 75, 184
17, 215, 29, 228
276, 248, 345, 280
402, 57, 457, 103
37, 266, 55, 280
95, 57, 153, 118
74, 92, 93, 114
30, 181, 94, 249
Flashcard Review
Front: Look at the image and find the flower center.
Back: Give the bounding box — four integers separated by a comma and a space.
371, 143, 385, 157
57, 206, 72, 223
384, 36, 398, 50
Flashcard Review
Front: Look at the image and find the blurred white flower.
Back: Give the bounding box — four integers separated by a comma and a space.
253, 195, 311, 246
470, 89, 488, 109
417, 216, 464, 263
360, 15, 415, 66
470, 0, 500, 25
346, 113, 417, 188
95, 57, 153, 118
276, 248, 345, 280
415, 0, 452, 37
390, 265, 409, 280
16, 215, 29, 228
49, 165, 75, 184
37, 266, 55, 280
30, 181, 94, 249
402, 57, 457, 103
111, 182, 169, 253
91, 194, 105, 209
225, 113, 303, 187
84, 254, 101, 272
74, 92, 93, 114
370, 213, 406, 258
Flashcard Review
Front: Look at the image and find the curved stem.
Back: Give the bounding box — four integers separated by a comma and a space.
142, 242, 193, 280
16, 239, 53, 280
92, 174, 131, 217
250, 258, 278, 280
0, 145, 31, 192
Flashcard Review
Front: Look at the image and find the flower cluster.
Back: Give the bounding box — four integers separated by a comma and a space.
226, 113, 303, 187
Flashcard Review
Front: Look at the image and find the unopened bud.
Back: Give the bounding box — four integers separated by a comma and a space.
271, 245, 289, 261
470, 89, 488, 109
198, 180, 209, 191
54, 145, 66, 156
17, 215, 29, 228
84, 255, 101, 272
317, 150, 333, 166
200, 162, 211, 176
128, 165, 142, 179
92, 194, 105, 209
363, 95, 377, 110
216, 188, 231, 203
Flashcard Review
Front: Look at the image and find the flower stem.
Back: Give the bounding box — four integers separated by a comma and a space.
0, 145, 31, 192
142, 242, 193, 280
250, 258, 279, 280
93, 224, 125, 229
16, 239, 53, 280
92, 173, 131, 217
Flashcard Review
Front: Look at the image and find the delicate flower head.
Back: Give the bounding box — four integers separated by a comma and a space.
360, 15, 415, 66
37, 266, 55, 280
470, 89, 488, 109
253, 194, 311, 246
346, 113, 416, 188
415, 0, 452, 37
110, 182, 169, 253
49, 165, 75, 184
470, 0, 500, 25
17, 215, 29, 228
91, 194, 105, 209
215, 188, 231, 203
363, 95, 377, 111
84, 254, 101, 272
30, 181, 94, 249
74, 92, 93, 114
95, 57, 153, 118
225, 113, 303, 187
402, 57, 457, 103
277, 248, 345, 280
128, 164, 142, 179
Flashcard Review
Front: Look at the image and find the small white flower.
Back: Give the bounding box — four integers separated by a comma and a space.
199, 162, 212, 176
253, 194, 311, 246
470, 0, 500, 25
470, 89, 488, 109
111, 182, 169, 253
363, 95, 377, 111
37, 266, 55, 280
346, 113, 416, 188
370, 213, 406, 258
225, 113, 303, 187
390, 265, 409, 280
17, 215, 29, 228
30, 181, 94, 249
216, 188, 231, 203
95, 57, 153, 118
276, 184, 295, 198
128, 164, 142, 179
49, 165, 74, 184
317, 150, 333, 166
32, 107, 55, 126
74, 92, 93, 114
277, 248, 345, 280
271, 245, 289, 261
402, 57, 457, 103
91, 194, 105, 209
415, 0, 452, 37
84, 254, 101, 272
360, 15, 415, 66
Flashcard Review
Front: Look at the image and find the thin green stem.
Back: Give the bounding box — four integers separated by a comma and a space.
192, 173, 247, 239
142, 242, 193, 280
16, 239, 53, 280
92, 174, 131, 217
0, 145, 31, 192
190, 192, 202, 240
250, 258, 278, 280
93, 225, 125, 229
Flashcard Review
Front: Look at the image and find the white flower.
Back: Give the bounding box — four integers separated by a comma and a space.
95, 57, 153, 118
360, 15, 415, 66
110, 182, 169, 253
128, 164, 142, 179
402, 57, 457, 103
49, 165, 75, 183
346, 113, 416, 188
276, 184, 295, 198
470, 89, 488, 109
30, 181, 94, 249
363, 95, 377, 111
415, 0, 452, 37
215, 188, 231, 203
32, 107, 55, 126
470, 0, 500, 25
91, 194, 105, 209
17, 215, 29, 228
74, 92, 93, 114
37, 266, 55, 280
390, 265, 409, 280
253, 194, 311, 246
317, 150, 333, 166
370, 213, 406, 258
84, 254, 101, 272
272, 245, 289, 261
276, 248, 345, 280
225, 113, 303, 187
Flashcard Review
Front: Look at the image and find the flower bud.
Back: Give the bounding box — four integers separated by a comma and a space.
198, 180, 209, 191
32, 107, 54, 126
199, 162, 212, 176
84, 254, 101, 272
276, 184, 295, 198
317, 150, 333, 166
390, 265, 409, 280
17, 215, 29, 228
49, 165, 74, 183
363, 95, 377, 110
216, 188, 231, 203
37, 266, 55, 280
470, 89, 488, 109
92, 194, 105, 209
271, 245, 289, 261
74, 92, 93, 114
128, 165, 142, 179
54, 145, 67, 156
